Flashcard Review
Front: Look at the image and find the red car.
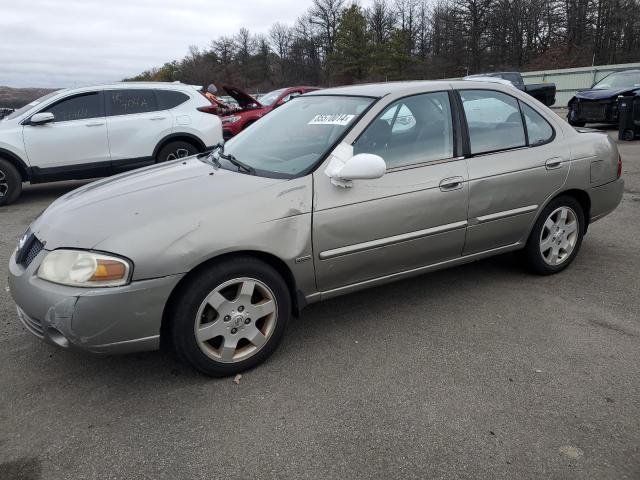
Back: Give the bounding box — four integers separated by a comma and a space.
219, 86, 320, 139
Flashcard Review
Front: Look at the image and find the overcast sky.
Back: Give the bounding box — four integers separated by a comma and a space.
1, 0, 347, 88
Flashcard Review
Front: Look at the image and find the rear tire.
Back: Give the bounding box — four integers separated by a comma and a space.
156, 141, 199, 163
168, 257, 291, 377
523, 196, 585, 275
0, 158, 22, 206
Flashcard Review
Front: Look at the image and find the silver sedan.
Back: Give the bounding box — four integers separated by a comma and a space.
8, 80, 624, 376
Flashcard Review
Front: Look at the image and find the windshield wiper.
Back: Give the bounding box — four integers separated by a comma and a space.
219, 151, 255, 175
199, 142, 223, 168
200, 142, 254, 174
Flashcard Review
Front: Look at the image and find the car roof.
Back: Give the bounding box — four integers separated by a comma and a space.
50, 82, 202, 95
305, 80, 514, 98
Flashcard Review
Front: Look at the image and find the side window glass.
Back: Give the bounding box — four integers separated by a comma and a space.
354, 91, 453, 169
520, 102, 553, 145
460, 90, 526, 154
156, 90, 189, 110
107, 89, 158, 116
391, 104, 416, 133
42, 93, 103, 122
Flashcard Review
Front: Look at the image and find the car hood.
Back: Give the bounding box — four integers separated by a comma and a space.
31, 157, 285, 253
222, 85, 262, 108
575, 87, 637, 100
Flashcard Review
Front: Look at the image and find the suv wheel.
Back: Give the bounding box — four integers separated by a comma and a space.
156, 141, 199, 163
523, 196, 585, 275
169, 257, 291, 377
0, 159, 22, 206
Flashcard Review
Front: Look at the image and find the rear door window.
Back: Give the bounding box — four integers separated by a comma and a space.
156, 90, 190, 110
520, 102, 553, 145
460, 90, 526, 154
107, 89, 158, 116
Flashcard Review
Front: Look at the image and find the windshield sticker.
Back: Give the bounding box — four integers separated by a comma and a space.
308, 114, 355, 126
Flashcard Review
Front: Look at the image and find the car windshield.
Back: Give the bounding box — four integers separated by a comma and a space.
216, 95, 374, 178
3, 90, 62, 121
258, 88, 286, 106
593, 72, 640, 90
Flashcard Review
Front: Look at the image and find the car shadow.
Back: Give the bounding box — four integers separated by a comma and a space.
14, 251, 529, 388
13, 180, 94, 206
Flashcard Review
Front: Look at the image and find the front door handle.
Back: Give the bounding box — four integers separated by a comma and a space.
439, 176, 464, 192
85, 122, 104, 127
545, 158, 563, 170
149, 116, 167, 121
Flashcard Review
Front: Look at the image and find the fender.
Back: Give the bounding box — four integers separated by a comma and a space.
152, 133, 207, 160
0, 147, 31, 181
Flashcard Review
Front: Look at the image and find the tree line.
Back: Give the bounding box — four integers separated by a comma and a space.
127, 0, 640, 91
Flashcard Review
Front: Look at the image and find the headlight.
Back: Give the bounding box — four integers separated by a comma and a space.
221, 115, 241, 125
38, 250, 132, 287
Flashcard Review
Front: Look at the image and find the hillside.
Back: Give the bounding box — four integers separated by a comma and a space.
0, 86, 57, 109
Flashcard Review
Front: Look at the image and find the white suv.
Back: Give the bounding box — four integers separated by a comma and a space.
0, 82, 222, 205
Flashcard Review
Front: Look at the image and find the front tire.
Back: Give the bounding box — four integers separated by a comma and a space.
169, 257, 291, 377
156, 141, 199, 163
622, 129, 635, 141
523, 196, 585, 275
0, 158, 22, 206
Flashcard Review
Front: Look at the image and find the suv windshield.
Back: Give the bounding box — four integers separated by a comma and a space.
593, 71, 640, 90
258, 88, 286, 106
218, 95, 374, 178
4, 90, 62, 121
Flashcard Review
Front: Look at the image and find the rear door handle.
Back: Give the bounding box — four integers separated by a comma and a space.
439, 176, 464, 192
85, 122, 104, 127
149, 116, 167, 121
545, 158, 563, 170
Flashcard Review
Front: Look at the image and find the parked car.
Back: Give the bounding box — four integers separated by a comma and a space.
219, 85, 320, 139
567, 69, 640, 127
0, 82, 222, 205
466, 72, 556, 106
8, 80, 623, 376
0, 107, 15, 120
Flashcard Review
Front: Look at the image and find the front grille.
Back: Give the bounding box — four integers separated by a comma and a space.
17, 307, 44, 338
16, 234, 44, 268
579, 102, 607, 120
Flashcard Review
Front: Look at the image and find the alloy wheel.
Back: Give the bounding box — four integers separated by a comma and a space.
166, 148, 191, 161
0, 169, 8, 198
539, 206, 579, 266
194, 277, 278, 363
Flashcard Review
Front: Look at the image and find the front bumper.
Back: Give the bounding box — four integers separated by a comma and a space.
8, 249, 184, 354
569, 100, 619, 124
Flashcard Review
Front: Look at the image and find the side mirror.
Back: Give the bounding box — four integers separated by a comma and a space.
329, 153, 386, 188
30, 112, 55, 125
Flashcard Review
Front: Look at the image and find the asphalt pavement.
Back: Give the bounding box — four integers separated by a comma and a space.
1, 117, 639, 479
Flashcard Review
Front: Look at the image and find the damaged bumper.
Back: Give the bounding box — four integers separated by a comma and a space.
8, 249, 183, 354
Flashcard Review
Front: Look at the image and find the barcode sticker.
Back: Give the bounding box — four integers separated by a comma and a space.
308, 114, 355, 126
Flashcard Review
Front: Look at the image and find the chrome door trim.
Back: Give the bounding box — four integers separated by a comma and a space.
307, 242, 523, 303
473, 204, 538, 224
318, 220, 468, 260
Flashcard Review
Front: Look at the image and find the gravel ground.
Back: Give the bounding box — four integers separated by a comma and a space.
1, 118, 639, 480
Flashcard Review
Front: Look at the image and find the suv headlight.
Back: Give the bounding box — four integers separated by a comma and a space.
38, 250, 132, 287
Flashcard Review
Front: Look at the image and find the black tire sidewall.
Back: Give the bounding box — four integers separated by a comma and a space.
524, 196, 585, 275
0, 159, 22, 206
169, 257, 291, 377
156, 141, 199, 163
